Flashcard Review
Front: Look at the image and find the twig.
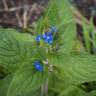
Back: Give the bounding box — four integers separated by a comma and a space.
2, 0, 8, 11
0, 5, 33, 12
15, 12, 23, 28
28, 3, 37, 20
23, 9, 28, 29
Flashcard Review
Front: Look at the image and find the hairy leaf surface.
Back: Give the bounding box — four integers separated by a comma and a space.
49, 53, 96, 85
7, 63, 48, 96
0, 28, 35, 71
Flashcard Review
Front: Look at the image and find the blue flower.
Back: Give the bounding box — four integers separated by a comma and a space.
43, 33, 53, 44
42, 32, 51, 39
50, 26, 58, 33
42, 33, 47, 39
36, 26, 57, 44
48, 38, 53, 44
36, 35, 42, 42
34, 61, 43, 71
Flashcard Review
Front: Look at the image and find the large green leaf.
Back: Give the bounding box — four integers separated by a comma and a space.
55, 0, 76, 54
7, 62, 48, 96
49, 73, 87, 96
0, 74, 13, 96
5, 28, 35, 43
88, 90, 96, 96
46, 0, 59, 26
0, 28, 36, 71
49, 67, 67, 93
55, 0, 74, 23
49, 53, 96, 85
58, 85, 87, 96
35, 17, 48, 35
58, 22, 76, 54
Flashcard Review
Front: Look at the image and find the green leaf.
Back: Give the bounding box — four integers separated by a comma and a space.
0, 74, 13, 96
49, 73, 87, 96
58, 22, 76, 54
49, 68, 67, 93
49, 53, 96, 85
82, 18, 91, 53
6, 28, 35, 43
58, 85, 86, 96
88, 90, 96, 96
46, 0, 59, 26
35, 17, 49, 35
19, 89, 42, 96
0, 28, 36, 71
56, 0, 74, 23
54, 0, 76, 54
89, 18, 96, 54
7, 62, 48, 96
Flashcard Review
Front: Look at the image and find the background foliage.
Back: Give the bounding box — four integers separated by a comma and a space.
0, 0, 96, 96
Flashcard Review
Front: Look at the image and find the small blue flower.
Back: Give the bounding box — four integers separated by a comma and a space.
34, 61, 43, 71
50, 26, 58, 33
36, 35, 42, 42
48, 39, 53, 44
36, 26, 57, 44
42, 32, 52, 39
44, 38, 48, 43
42, 33, 47, 39
46, 35, 52, 40
43, 34, 53, 44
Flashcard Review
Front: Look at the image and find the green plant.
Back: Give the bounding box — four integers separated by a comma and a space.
0, 0, 96, 96
82, 17, 96, 54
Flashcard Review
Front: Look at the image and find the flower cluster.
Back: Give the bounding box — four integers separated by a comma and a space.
36, 26, 57, 44
34, 61, 43, 71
